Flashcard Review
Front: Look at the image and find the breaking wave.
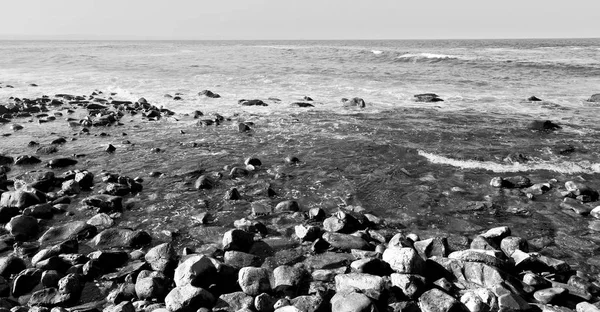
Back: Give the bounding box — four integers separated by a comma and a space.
418, 150, 600, 174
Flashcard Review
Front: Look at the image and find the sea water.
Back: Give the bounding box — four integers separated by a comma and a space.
1, 39, 600, 272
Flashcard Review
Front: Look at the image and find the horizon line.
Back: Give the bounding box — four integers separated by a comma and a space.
1, 36, 599, 41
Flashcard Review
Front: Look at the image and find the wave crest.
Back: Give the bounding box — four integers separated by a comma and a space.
418, 150, 600, 174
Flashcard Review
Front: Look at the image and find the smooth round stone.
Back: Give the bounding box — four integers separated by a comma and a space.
533, 287, 566, 304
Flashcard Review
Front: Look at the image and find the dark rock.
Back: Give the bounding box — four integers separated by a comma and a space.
587, 94, 600, 102
223, 229, 255, 252
0, 255, 26, 278
291, 102, 314, 108
28, 287, 72, 307
194, 176, 213, 190
0, 155, 13, 165
36, 146, 58, 155
528, 96, 543, 101
224, 251, 262, 269
414, 93, 444, 103
528, 120, 561, 132
82, 195, 123, 213
88, 250, 129, 271
238, 122, 252, 132
342, 97, 366, 108
47, 158, 77, 168
198, 90, 220, 98
12, 268, 42, 297
173, 254, 217, 288
391, 273, 427, 299
213, 291, 253, 312
50, 138, 67, 145
244, 157, 262, 167
135, 276, 168, 301
6, 215, 39, 240
294, 225, 320, 242
105, 144, 116, 153
275, 200, 300, 212
413, 237, 449, 259
560, 198, 593, 215
38, 221, 96, 246
0, 190, 44, 209
239, 99, 267, 106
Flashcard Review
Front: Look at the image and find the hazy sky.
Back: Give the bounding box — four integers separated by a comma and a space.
0, 0, 598, 40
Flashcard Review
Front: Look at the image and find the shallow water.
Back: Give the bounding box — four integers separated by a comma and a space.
1, 39, 600, 275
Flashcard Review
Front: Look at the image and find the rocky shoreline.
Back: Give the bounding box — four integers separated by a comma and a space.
1, 89, 600, 312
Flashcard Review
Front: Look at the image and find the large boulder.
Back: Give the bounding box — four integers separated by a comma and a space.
145, 243, 178, 274
587, 94, 600, 102
238, 267, 271, 296
38, 221, 96, 246
382, 247, 425, 274
174, 254, 217, 287
335, 273, 385, 300
330, 290, 375, 312
164, 284, 215, 312
0, 190, 44, 209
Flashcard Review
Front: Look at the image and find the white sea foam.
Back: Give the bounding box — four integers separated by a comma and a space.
397, 53, 459, 60
418, 150, 600, 174
372, 50, 383, 55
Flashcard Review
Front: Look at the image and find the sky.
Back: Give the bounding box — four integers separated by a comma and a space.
0, 0, 598, 40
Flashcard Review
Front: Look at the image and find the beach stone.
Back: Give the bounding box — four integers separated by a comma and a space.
251, 200, 272, 215
565, 181, 599, 201
418, 288, 463, 312
254, 293, 276, 312
449, 249, 505, 268
38, 221, 96, 246
22, 203, 53, 219
322, 232, 370, 251
135, 276, 168, 300
213, 291, 253, 312
174, 254, 217, 287
82, 195, 123, 213
523, 272, 550, 288
6, 215, 39, 240
591, 206, 600, 219
533, 287, 567, 304
350, 257, 392, 276
86, 213, 114, 230
463, 262, 505, 287
413, 237, 449, 258
528, 96, 542, 101
145, 243, 177, 274
382, 247, 425, 274
224, 251, 262, 269
15, 155, 42, 165
390, 273, 427, 299
0, 190, 44, 209
91, 228, 151, 249
194, 175, 213, 190
587, 94, 600, 102
290, 295, 325, 312
560, 198, 593, 215
238, 267, 271, 296
303, 252, 353, 270
240, 99, 267, 106
497, 292, 530, 312
164, 284, 215, 312
46, 158, 77, 168
529, 120, 561, 131
294, 225, 320, 241
576, 302, 600, 312
272, 265, 305, 294
104, 301, 134, 312
0, 255, 26, 279
470, 235, 498, 251
28, 287, 71, 307
88, 250, 129, 271
238, 122, 252, 132
460, 291, 489, 312
500, 236, 529, 257
335, 273, 385, 300
414, 93, 444, 103
12, 268, 42, 297
74, 171, 94, 189
222, 229, 254, 252
198, 90, 220, 98
275, 200, 300, 212
60, 180, 80, 195
330, 290, 375, 312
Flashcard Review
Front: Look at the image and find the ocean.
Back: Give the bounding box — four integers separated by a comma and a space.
2, 39, 600, 272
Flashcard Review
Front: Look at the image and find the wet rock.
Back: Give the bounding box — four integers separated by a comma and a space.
414, 93, 444, 102
528, 120, 561, 132
91, 228, 151, 248
14, 155, 42, 165
224, 188, 241, 200
36, 145, 58, 155
342, 97, 366, 108
213, 291, 253, 312
238, 267, 271, 296
194, 175, 214, 190
0, 190, 44, 209
61, 180, 80, 195
198, 90, 220, 98
46, 158, 78, 168
560, 198, 593, 215
275, 200, 300, 212
12, 268, 42, 297
223, 229, 255, 252
291, 102, 314, 108
238, 122, 252, 132
481, 226, 511, 241
0, 155, 13, 165
174, 254, 217, 287
350, 257, 392, 276
86, 213, 114, 230
224, 251, 262, 269
164, 284, 215, 312
0, 255, 26, 279
448, 249, 505, 269
391, 273, 427, 299
28, 287, 71, 307
11, 124, 23, 131
528, 96, 543, 101
586, 94, 600, 102
240, 99, 267, 106
105, 144, 116, 153
576, 302, 600, 312
565, 181, 599, 201
382, 247, 425, 274
82, 195, 123, 213
88, 250, 129, 271
145, 243, 177, 274
330, 290, 375, 312
322, 232, 370, 251
254, 293, 276, 312
74, 171, 94, 188
6, 215, 39, 240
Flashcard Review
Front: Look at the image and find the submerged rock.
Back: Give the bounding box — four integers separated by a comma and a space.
198, 90, 220, 98
414, 93, 444, 102
342, 97, 366, 108
587, 94, 600, 102
528, 120, 561, 131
